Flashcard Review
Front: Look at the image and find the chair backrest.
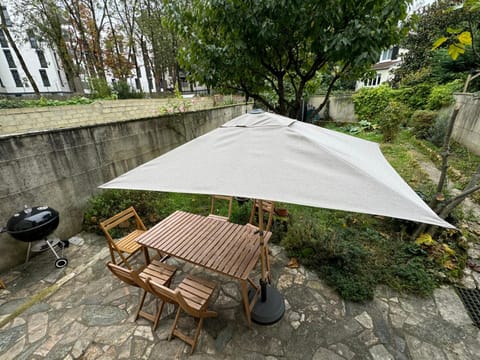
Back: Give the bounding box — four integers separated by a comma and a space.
209, 195, 233, 220
145, 277, 214, 318
100, 206, 147, 235
249, 199, 275, 232
145, 277, 182, 307
107, 262, 146, 290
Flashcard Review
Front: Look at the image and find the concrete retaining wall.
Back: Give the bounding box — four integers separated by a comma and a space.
0, 104, 249, 272
453, 93, 480, 156
308, 95, 356, 122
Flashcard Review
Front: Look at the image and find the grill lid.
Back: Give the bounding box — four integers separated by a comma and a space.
6, 206, 59, 237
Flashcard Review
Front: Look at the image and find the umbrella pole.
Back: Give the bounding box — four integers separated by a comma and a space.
250, 199, 285, 325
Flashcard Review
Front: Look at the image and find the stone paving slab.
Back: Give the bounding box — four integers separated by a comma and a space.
0, 232, 479, 359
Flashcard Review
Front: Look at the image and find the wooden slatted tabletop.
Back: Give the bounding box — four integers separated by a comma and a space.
136, 210, 271, 281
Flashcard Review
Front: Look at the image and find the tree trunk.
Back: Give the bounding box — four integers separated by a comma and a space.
412, 106, 460, 239
412, 104, 480, 239
0, 3, 40, 96
429, 105, 461, 211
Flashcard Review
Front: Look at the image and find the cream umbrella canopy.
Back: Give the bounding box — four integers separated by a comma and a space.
100, 109, 453, 323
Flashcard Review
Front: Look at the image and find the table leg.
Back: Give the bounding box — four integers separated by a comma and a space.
142, 246, 151, 265
240, 280, 252, 327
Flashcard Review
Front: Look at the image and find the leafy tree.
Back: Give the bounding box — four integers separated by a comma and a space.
395, 0, 468, 84
165, 0, 411, 118
137, 0, 179, 91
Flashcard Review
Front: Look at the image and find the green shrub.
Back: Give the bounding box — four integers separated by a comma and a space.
281, 220, 377, 301
386, 257, 438, 296
378, 101, 409, 142
113, 80, 145, 99
83, 189, 167, 234
397, 84, 432, 110
427, 81, 462, 110
352, 85, 395, 123
410, 110, 438, 139
89, 77, 112, 99
427, 108, 450, 146
0, 96, 94, 109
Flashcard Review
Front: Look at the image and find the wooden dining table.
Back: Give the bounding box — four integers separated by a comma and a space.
136, 210, 272, 326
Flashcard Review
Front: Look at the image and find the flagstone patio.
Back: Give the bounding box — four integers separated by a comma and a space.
0, 232, 479, 359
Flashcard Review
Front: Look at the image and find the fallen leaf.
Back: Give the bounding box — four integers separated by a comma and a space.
287, 258, 299, 268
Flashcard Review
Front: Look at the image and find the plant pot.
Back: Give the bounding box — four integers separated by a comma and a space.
275, 208, 288, 217
235, 197, 250, 206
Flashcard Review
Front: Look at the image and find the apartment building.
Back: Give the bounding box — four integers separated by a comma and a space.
0, 4, 71, 96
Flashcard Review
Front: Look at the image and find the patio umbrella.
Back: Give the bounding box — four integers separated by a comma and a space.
100, 109, 453, 323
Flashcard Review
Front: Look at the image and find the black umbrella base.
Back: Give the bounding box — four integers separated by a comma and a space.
249, 283, 285, 325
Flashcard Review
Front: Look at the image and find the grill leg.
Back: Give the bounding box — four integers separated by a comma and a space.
46, 239, 61, 260
25, 242, 32, 264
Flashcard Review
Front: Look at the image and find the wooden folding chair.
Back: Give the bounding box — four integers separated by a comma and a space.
107, 260, 176, 330
247, 199, 275, 283
248, 199, 275, 232
99, 207, 151, 269
145, 274, 217, 354
207, 195, 233, 221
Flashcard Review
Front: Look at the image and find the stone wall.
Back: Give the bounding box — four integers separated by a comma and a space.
0, 97, 241, 136
0, 104, 249, 272
453, 93, 480, 156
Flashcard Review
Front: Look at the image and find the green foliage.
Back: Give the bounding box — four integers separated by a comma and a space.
83, 190, 166, 234
411, 110, 438, 139
166, 0, 410, 117
0, 98, 25, 109
174, 83, 182, 99
89, 77, 112, 99
427, 81, 462, 110
112, 80, 145, 99
430, 48, 474, 85
427, 108, 450, 146
386, 256, 438, 295
352, 85, 395, 122
395, 1, 473, 84
379, 101, 410, 142
159, 99, 193, 114
281, 220, 377, 301
0, 96, 93, 109
397, 84, 432, 110
398, 67, 433, 87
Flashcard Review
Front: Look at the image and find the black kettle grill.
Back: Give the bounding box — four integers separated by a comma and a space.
1, 205, 68, 268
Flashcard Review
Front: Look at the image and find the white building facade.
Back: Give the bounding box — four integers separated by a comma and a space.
0, 3, 71, 96
355, 0, 436, 90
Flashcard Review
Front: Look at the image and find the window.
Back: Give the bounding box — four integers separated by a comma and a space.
36, 50, 48, 68
39, 69, 50, 87
4, 49, 15, 68
0, 29, 7, 48
10, 69, 22, 87
0, 76, 4, 87
380, 48, 393, 62
27, 30, 38, 49
363, 73, 382, 87
1, 6, 12, 27
135, 78, 141, 90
